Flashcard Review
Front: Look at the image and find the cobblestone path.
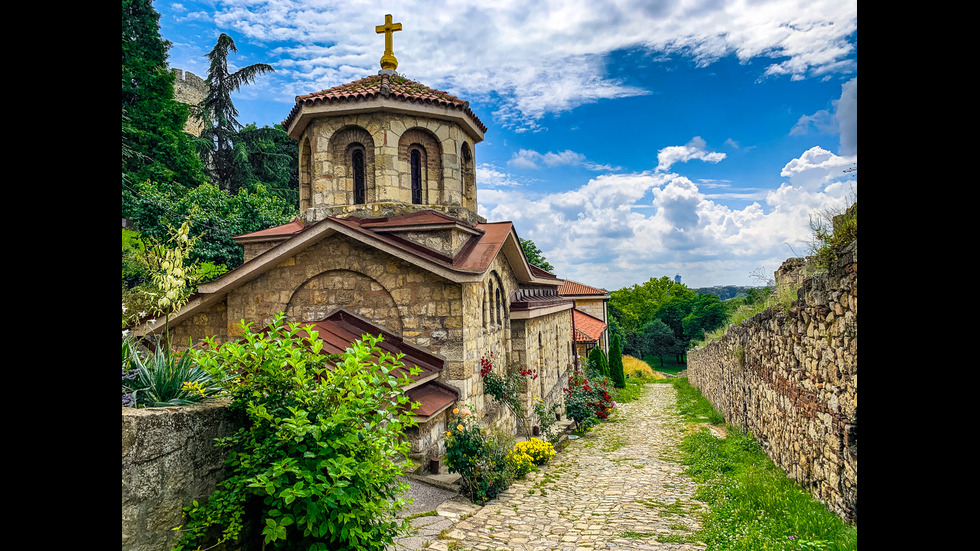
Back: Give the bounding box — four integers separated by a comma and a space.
432, 383, 707, 551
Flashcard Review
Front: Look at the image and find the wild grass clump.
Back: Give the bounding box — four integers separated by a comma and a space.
623, 355, 664, 380
672, 378, 857, 551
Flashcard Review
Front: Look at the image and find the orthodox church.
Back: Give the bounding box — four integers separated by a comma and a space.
139, 16, 609, 462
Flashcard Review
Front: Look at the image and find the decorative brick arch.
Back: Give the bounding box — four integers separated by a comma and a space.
398, 127, 443, 205
285, 269, 403, 334
328, 126, 376, 205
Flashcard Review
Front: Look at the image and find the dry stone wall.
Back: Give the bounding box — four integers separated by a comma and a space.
687, 239, 857, 525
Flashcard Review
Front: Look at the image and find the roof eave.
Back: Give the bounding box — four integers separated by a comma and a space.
285, 96, 486, 143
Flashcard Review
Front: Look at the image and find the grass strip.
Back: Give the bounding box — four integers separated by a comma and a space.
671, 378, 857, 551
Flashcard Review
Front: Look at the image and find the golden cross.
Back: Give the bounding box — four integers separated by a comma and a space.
375, 14, 403, 71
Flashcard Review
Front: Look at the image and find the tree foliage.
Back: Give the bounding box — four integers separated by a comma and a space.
520, 238, 554, 272
197, 33, 275, 192
176, 316, 419, 551
121, 0, 205, 190
608, 276, 733, 363
122, 180, 294, 270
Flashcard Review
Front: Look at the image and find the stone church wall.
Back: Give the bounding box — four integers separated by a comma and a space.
509, 310, 574, 433
687, 239, 857, 525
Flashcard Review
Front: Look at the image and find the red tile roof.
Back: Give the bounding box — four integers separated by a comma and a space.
558, 280, 608, 296
283, 73, 487, 133
572, 309, 607, 343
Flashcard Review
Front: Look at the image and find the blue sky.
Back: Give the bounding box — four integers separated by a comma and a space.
155, 0, 857, 291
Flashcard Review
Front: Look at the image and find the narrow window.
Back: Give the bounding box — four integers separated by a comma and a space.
411, 148, 423, 204
352, 148, 365, 204
495, 287, 502, 325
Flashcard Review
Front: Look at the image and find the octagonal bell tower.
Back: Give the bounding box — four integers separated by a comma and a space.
282, 15, 487, 225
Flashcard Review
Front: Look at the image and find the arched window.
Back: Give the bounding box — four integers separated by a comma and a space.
461, 142, 475, 209
352, 148, 366, 204
410, 148, 423, 204
495, 287, 502, 325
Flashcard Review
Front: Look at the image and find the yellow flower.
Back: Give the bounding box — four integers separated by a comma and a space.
453, 408, 459, 414
457, 424, 464, 431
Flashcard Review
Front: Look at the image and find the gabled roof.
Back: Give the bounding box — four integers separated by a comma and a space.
573, 309, 608, 344
136, 210, 560, 337
559, 279, 609, 297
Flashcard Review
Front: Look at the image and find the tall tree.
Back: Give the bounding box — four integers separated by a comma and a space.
121, 0, 205, 191
520, 238, 554, 272
197, 33, 274, 192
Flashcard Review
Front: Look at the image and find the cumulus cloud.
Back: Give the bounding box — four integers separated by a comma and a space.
656, 137, 726, 172
478, 144, 856, 289
791, 77, 857, 156
780, 146, 855, 190
508, 149, 619, 171
196, 0, 857, 126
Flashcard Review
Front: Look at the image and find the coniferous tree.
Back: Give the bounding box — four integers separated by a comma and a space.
197, 33, 274, 192
588, 346, 609, 378
609, 335, 625, 389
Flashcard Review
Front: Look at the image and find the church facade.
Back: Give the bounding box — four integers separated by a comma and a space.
139, 19, 581, 462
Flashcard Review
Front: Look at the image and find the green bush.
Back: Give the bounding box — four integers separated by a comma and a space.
444, 406, 514, 504
174, 314, 420, 551
609, 335, 626, 389
125, 344, 219, 407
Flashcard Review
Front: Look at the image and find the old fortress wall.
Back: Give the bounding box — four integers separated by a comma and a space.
172, 69, 206, 136
687, 236, 857, 525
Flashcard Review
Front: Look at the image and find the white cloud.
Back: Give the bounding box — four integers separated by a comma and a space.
508, 149, 619, 171
200, 0, 857, 126
790, 77, 857, 156
656, 137, 726, 172
780, 146, 855, 190
478, 144, 856, 289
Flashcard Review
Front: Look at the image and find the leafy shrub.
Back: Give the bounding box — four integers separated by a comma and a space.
125, 344, 219, 407
479, 353, 536, 438
174, 314, 419, 551
586, 347, 609, 378
533, 398, 564, 448
564, 374, 616, 433
514, 438, 555, 465
444, 406, 513, 504
609, 335, 626, 389
121, 336, 139, 407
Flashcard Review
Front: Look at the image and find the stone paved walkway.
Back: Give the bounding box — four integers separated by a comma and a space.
395, 383, 707, 551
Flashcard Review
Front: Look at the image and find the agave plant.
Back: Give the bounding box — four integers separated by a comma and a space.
129, 346, 219, 407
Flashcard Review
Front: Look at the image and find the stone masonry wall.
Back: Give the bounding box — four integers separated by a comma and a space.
122, 401, 234, 551
687, 239, 857, 525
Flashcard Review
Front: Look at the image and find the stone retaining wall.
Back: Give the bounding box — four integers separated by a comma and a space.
122, 401, 234, 551
687, 239, 857, 525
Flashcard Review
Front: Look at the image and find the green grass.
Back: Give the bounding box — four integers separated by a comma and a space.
643, 355, 687, 375
670, 378, 857, 551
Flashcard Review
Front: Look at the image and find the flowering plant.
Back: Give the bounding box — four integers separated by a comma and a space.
506, 447, 535, 478
514, 438, 555, 465
564, 374, 616, 433
479, 353, 535, 438
444, 405, 513, 504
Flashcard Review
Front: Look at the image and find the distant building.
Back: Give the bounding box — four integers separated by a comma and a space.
674, 274, 682, 284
